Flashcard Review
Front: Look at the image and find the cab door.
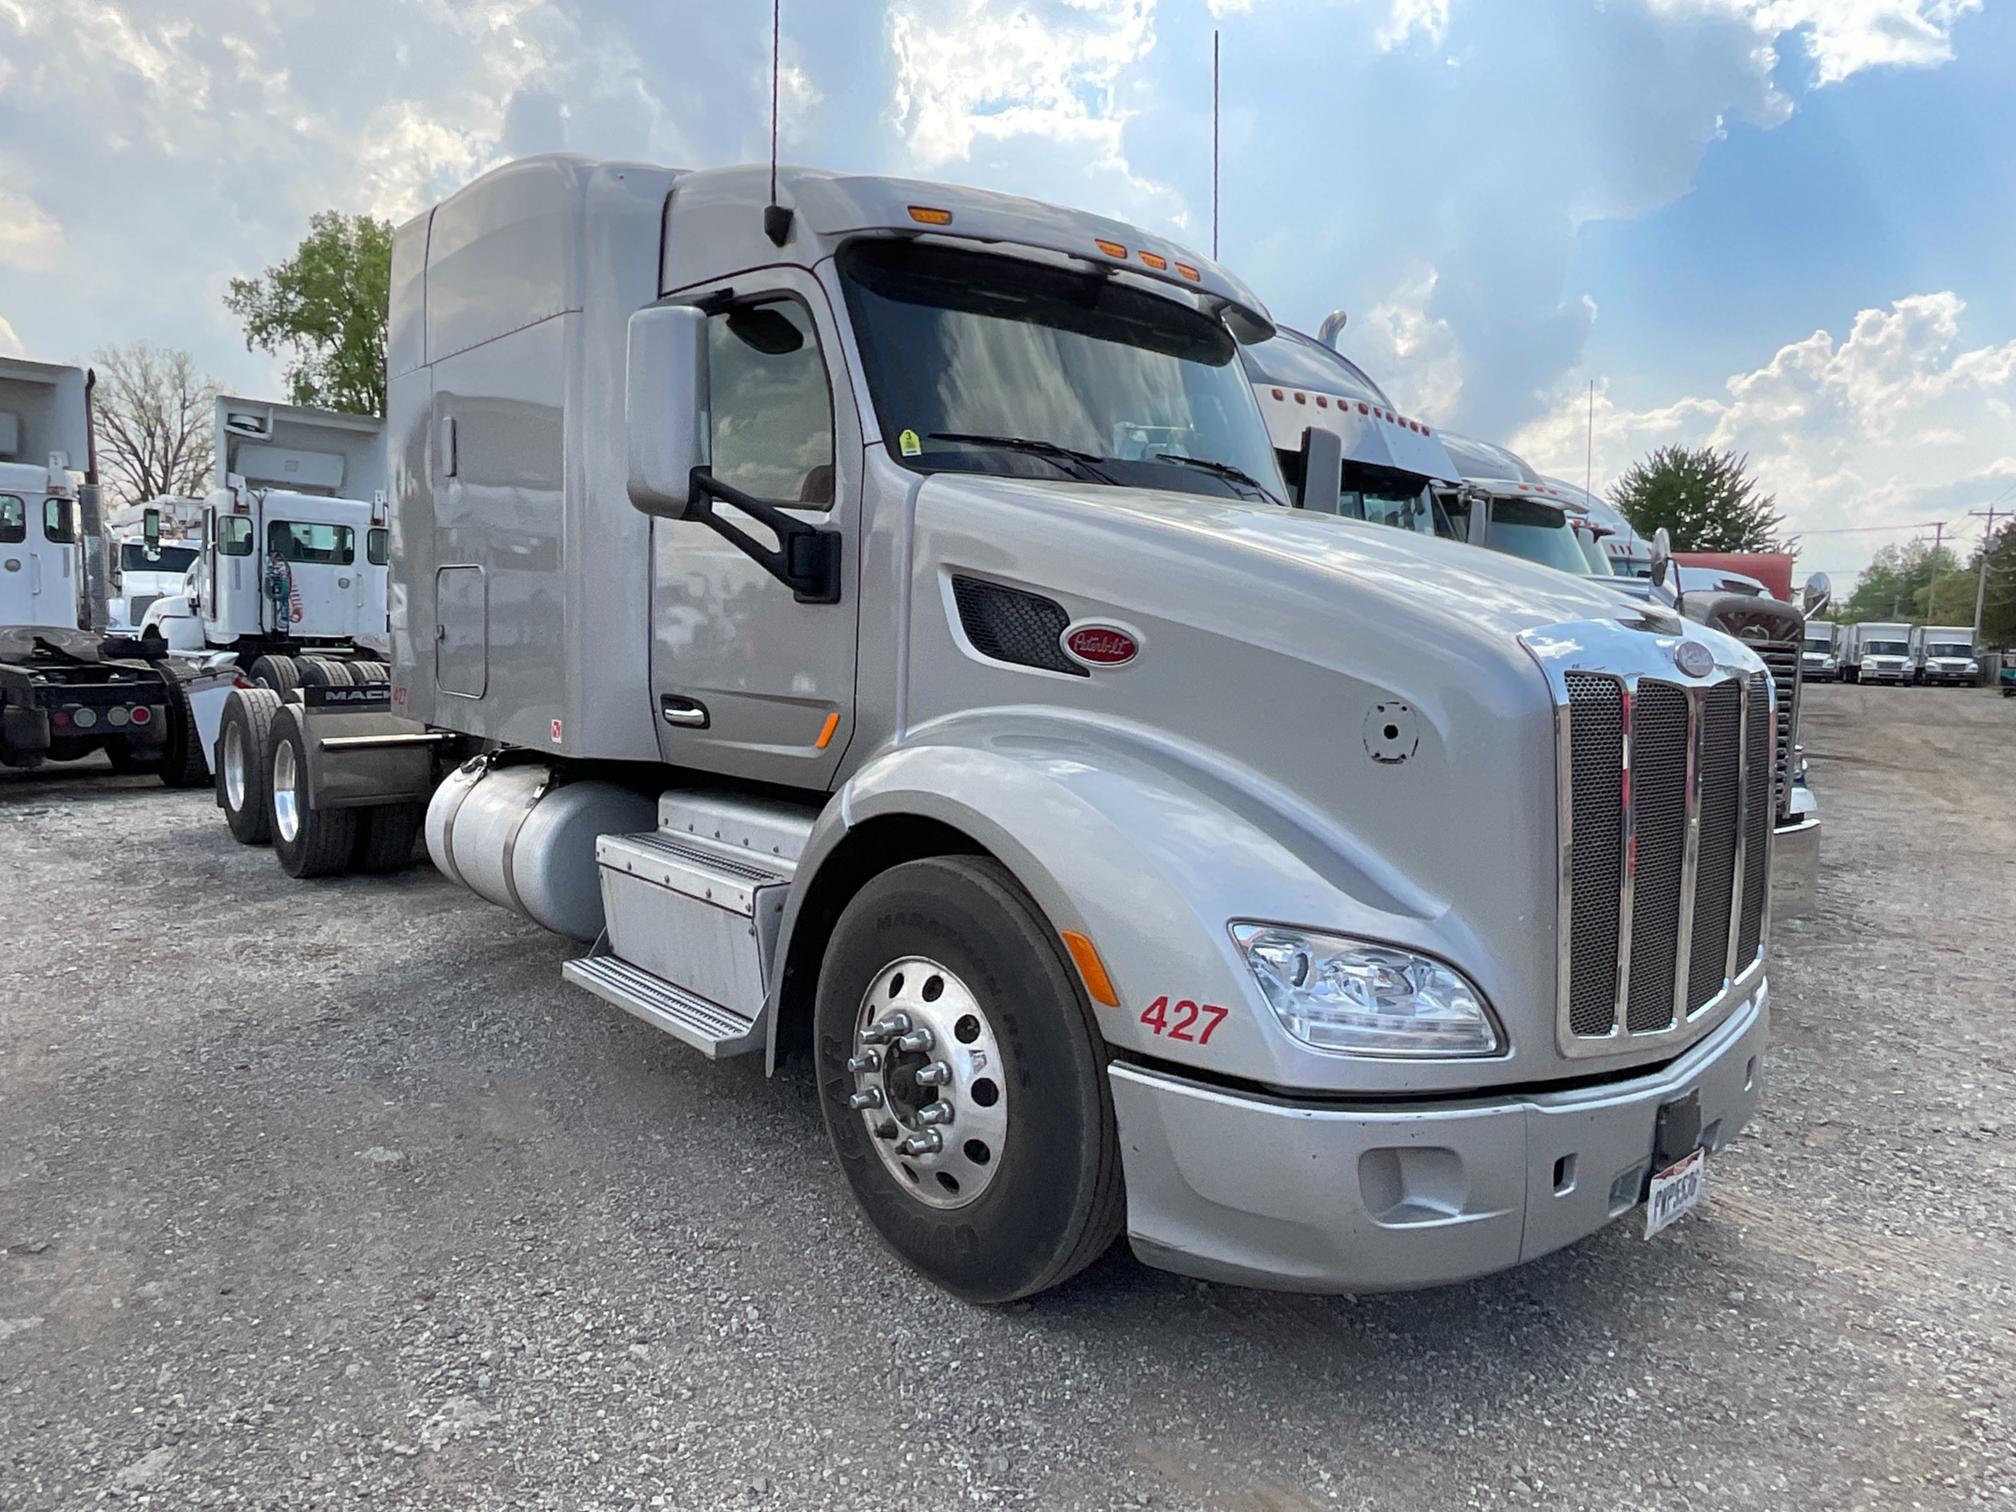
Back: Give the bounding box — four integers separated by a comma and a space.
649, 270, 861, 789
0, 493, 31, 624
265, 517, 356, 636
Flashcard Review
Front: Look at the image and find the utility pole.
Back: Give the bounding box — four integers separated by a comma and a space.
1969, 504, 2007, 638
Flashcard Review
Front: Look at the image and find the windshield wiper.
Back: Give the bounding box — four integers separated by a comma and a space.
926, 432, 1115, 483
1152, 452, 1279, 503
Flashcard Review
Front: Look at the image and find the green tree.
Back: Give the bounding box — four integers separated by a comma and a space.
1839, 539, 1958, 624
224, 211, 392, 416
1608, 445, 1784, 552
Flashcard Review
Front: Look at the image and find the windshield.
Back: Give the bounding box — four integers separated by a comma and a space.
840, 241, 1285, 506
1578, 532, 1615, 575
1238, 328, 1389, 407
121, 542, 199, 573
1929, 643, 1972, 659
1866, 640, 1908, 656
1803, 637, 1831, 653
1442, 494, 1589, 574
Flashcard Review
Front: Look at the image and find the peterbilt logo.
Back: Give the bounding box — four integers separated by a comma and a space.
1673, 640, 1715, 678
1061, 622, 1140, 669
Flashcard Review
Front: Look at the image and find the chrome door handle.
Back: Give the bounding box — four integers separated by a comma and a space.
660, 695, 709, 729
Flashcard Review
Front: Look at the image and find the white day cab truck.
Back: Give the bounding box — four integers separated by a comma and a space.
142, 395, 391, 696
1840, 621, 1912, 684
219, 155, 1784, 1301
1908, 624, 1977, 686
0, 357, 211, 782
106, 494, 204, 633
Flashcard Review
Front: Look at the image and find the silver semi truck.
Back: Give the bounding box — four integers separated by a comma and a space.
1908, 624, 1977, 686
220, 154, 1781, 1301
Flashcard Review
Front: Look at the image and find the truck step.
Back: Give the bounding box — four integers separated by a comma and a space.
657, 790, 818, 869
561, 954, 761, 1058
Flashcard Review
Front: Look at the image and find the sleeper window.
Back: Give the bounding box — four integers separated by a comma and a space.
705, 298, 835, 507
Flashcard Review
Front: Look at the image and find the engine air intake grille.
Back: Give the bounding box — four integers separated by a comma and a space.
950, 576, 1085, 678
1558, 665, 1771, 1051
1754, 640, 1801, 820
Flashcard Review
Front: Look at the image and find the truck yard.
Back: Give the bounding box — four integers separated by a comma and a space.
1, 679, 2009, 1509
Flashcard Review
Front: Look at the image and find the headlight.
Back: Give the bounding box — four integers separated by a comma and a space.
1232, 924, 1502, 1057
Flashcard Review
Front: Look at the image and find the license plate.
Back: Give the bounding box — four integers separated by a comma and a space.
1644, 1148, 1707, 1239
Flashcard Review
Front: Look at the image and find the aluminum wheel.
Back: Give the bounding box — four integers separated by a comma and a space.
847, 956, 1008, 1210
222, 722, 246, 812
271, 738, 300, 844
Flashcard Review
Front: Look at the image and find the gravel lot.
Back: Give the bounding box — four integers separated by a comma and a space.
2, 680, 2011, 1510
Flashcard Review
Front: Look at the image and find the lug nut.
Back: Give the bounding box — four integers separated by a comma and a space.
914, 1060, 952, 1086
847, 1088, 884, 1110
917, 1102, 954, 1127
897, 1131, 943, 1157
860, 1012, 912, 1044
846, 1051, 882, 1073
894, 1028, 934, 1053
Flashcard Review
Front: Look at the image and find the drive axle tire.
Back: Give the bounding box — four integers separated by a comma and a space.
353, 803, 425, 873
297, 657, 350, 688
248, 655, 300, 694
269, 709, 357, 878
814, 856, 1124, 1304
157, 676, 209, 788
218, 689, 281, 845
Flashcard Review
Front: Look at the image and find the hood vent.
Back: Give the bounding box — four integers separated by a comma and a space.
950, 576, 1087, 678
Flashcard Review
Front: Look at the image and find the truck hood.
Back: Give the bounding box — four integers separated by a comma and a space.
912, 474, 1668, 643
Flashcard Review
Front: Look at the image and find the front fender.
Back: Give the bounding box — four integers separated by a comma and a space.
776, 712, 1537, 1097
141, 595, 205, 651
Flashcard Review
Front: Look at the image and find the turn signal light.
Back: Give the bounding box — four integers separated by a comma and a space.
1061, 930, 1120, 1008
907, 205, 953, 225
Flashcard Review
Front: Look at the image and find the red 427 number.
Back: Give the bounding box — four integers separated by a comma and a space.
1139, 996, 1229, 1046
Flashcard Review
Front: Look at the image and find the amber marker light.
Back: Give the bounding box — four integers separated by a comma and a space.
1061, 930, 1120, 1007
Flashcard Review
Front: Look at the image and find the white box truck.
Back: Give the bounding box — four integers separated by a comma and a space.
217, 154, 1782, 1301
141, 396, 389, 693
1907, 624, 1976, 686
1801, 620, 1838, 680
1841, 621, 1911, 683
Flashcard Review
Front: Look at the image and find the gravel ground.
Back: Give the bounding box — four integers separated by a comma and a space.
2, 681, 2011, 1510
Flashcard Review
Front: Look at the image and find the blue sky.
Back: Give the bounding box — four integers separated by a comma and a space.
1, 0, 2008, 586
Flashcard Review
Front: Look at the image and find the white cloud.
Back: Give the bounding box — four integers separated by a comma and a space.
0, 314, 24, 358
0, 184, 62, 271
1511, 291, 2016, 581
1343, 267, 1466, 419
1674, 0, 1985, 85
1375, 0, 1453, 49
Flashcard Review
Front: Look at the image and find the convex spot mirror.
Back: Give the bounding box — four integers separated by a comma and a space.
1801, 572, 1832, 619
625, 304, 710, 519
1649, 527, 1673, 592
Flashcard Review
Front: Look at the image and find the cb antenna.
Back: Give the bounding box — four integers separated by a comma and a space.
764, 0, 792, 246
1212, 29, 1220, 261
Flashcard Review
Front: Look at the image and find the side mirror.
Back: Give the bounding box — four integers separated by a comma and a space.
1648, 527, 1672, 592
1464, 485, 1490, 546
1801, 571, 1832, 619
143, 506, 162, 556
1294, 427, 1343, 513
625, 305, 709, 518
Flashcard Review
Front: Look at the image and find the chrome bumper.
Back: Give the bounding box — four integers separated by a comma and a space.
1769, 790, 1820, 922
1110, 986, 1769, 1294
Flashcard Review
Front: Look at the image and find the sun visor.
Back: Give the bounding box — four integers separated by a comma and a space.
1252, 383, 1462, 483
795, 174, 1275, 342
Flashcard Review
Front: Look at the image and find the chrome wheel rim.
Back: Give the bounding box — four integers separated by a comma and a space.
223, 723, 246, 812
847, 956, 1008, 1210
272, 739, 299, 843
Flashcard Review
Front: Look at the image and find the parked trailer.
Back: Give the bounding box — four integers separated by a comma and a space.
141, 396, 389, 691
1841, 622, 1912, 684
1908, 624, 1977, 686
224, 153, 1781, 1300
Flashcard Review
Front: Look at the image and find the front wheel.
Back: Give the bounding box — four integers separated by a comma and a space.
814, 856, 1124, 1303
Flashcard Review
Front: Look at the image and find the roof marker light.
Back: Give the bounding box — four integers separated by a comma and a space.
1175, 262, 1202, 282
1316, 396, 1328, 409
1294, 392, 1307, 405
1139, 250, 1168, 270
1272, 388, 1285, 401
1357, 401, 1369, 415
908, 205, 953, 226
1095, 238, 1128, 258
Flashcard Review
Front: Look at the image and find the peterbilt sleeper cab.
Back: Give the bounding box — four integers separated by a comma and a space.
245, 155, 1781, 1301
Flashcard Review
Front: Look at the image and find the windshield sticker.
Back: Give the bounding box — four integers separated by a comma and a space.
898, 428, 922, 457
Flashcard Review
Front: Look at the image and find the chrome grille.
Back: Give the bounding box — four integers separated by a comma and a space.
1556, 659, 1772, 1053
1736, 672, 1772, 966
1564, 674, 1623, 1036
1755, 640, 1800, 820
1686, 683, 1741, 1014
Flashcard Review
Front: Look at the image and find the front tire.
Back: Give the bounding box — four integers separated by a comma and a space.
814, 856, 1124, 1303
269, 710, 356, 878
